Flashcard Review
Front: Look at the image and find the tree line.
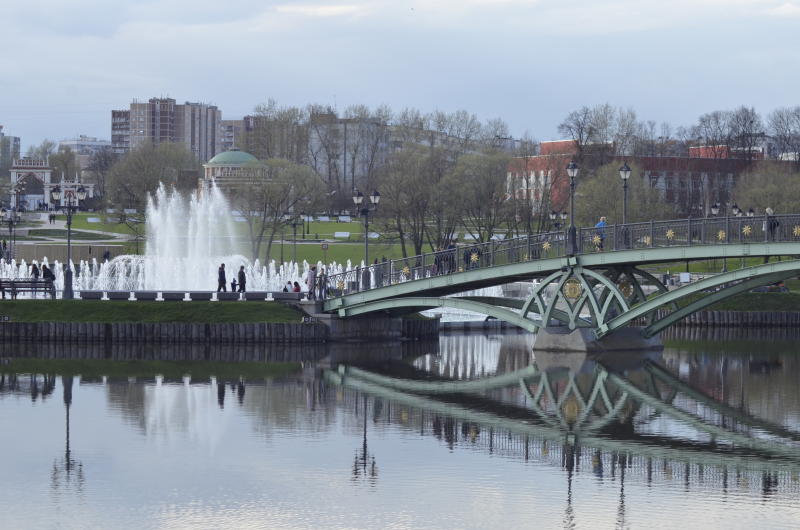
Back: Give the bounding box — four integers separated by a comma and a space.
13, 100, 800, 260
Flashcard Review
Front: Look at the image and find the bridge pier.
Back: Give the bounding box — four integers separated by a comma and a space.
533, 327, 662, 353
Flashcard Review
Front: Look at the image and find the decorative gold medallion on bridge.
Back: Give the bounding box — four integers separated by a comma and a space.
542, 241, 551, 251
592, 234, 601, 246
470, 252, 479, 263
742, 224, 752, 237
562, 277, 582, 302
665, 229, 675, 240
643, 235, 652, 246
717, 229, 726, 241
794, 225, 800, 237
618, 280, 634, 298
401, 266, 410, 275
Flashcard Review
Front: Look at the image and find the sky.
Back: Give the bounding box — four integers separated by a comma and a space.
1, 0, 799, 150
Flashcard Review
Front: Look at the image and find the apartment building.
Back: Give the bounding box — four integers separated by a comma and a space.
111, 97, 223, 161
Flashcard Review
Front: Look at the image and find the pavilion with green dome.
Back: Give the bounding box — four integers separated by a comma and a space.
202, 148, 267, 191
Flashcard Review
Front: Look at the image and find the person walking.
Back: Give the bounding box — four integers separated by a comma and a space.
595, 216, 607, 251
217, 263, 227, 292
766, 207, 780, 241
238, 265, 246, 293
318, 267, 327, 299
306, 265, 317, 300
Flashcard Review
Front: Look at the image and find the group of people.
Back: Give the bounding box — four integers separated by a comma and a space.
215, 263, 328, 300
30, 263, 56, 282
46, 213, 58, 225
217, 263, 247, 293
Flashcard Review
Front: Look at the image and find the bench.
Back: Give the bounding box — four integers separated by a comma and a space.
244, 291, 269, 301
134, 291, 158, 301
189, 292, 213, 301
79, 290, 103, 300
0, 279, 56, 299
107, 291, 132, 301
271, 291, 303, 300
161, 291, 187, 301
216, 292, 240, 301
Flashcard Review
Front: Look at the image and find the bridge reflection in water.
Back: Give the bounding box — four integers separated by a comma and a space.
326, 343, 800, 500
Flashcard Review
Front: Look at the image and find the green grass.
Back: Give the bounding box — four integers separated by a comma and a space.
28, 229, 118, 240
55, 213, 142, 235
0, 300, 304, 323
644, 256, 799, 275
0, 358, 301, 380
674, 292, 800, 312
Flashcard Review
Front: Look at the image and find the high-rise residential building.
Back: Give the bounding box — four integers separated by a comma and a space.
111, 97, 223, 161
0, 125, 22, 174
111, 110, 131, 154
219, 119, 245, 153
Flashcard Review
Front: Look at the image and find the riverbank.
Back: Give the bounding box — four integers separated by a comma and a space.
0, 300, 303, 323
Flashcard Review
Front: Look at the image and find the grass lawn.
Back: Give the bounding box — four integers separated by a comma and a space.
674, 291, 800, 312
644, 256, 799, 275
55, 213, 142, 235
0, 300, 304, 323
28, 229, 118, 240
0, 358, 301, 380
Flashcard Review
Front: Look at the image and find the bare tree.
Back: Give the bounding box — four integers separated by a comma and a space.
768, 106, 800, 170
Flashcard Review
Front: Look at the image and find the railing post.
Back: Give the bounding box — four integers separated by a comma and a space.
687, 218, 692, 246
725, 216, 730, 244
649, 220, 654, 247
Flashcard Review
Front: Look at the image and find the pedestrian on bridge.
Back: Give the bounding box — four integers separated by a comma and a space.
595, 216, 607, 251
306, 265, 317, 300
766, 207, 780, 241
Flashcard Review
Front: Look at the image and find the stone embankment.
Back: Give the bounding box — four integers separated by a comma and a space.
0, 318, 439, 344
642, 309, 800, 328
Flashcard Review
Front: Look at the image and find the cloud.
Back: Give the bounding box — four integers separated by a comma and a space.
274, 3, 368, 17
766, 1, 800, 15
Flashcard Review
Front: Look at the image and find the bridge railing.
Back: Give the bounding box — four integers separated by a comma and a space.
323, 213, 800, 299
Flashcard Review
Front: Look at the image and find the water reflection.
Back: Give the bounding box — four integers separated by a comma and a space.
1, 329, 799, 528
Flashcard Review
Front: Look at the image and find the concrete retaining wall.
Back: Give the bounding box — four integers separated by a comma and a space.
638, 309, 800, 328
0, 318, 440, 344
0, 322, 329, 344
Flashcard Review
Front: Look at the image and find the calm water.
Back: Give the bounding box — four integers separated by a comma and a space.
1, 330, 799, 530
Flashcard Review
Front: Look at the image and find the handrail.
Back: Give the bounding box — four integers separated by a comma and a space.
322, 213, 800, 300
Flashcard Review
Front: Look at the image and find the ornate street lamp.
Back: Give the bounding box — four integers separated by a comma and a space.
619, 162, 632, 248
747, 207, 755, 217
566, 161, 579, 255
353, 189, 380, 266
731, 203, 740, 217
289, 213, 303, 264
710, 202, 720, 216
549, 210, 558, 230
50, 185, 86, 299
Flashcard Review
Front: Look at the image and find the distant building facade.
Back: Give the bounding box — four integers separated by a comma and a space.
219, 119, 245, 153
201, 148, 267, 193
59, 135, 112, 170
111, 97, 223, 161
0, 125, 21, 174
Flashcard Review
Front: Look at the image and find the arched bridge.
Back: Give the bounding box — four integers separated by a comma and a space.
322, 214, 800, 338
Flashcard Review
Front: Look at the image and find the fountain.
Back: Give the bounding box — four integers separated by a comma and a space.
0, 183, 351, 296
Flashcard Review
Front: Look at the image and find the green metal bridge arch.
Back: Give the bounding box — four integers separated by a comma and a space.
324, 237, 800, 339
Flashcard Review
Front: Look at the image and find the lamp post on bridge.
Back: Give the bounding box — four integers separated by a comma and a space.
353, 189, 380, 266
619, 162, 631, 248
289, 213, 303, 265
50, 185, 86, 299
566, 161, 579, 255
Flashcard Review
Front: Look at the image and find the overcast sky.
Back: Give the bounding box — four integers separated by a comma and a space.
1, 0, 799, 150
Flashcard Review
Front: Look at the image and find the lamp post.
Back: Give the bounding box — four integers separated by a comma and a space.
549, 210, 558, 231
566, 161, 579, 255
619, 162, 631, 248
50, 185, 86, 299
353, 189, 380, 265
289, 214, 302, 264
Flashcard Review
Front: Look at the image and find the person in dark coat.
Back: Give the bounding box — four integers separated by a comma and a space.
238, 266, 246, 293
217, 264, 227, 292
766, 207, 780, 241
31, 263, 40, 280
